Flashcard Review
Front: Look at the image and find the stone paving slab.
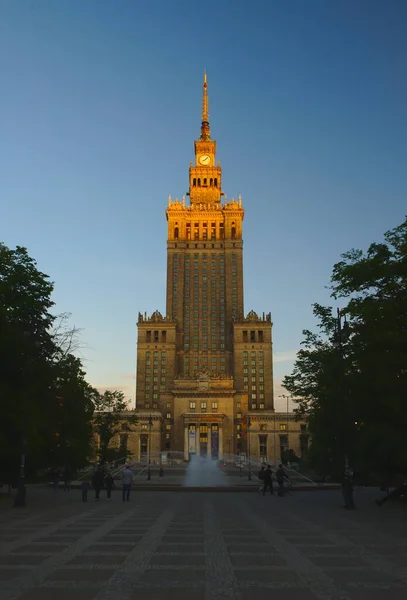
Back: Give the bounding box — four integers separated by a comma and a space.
0, 486, 406, 599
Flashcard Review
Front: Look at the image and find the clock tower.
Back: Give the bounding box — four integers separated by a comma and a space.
189, 73, 222, 207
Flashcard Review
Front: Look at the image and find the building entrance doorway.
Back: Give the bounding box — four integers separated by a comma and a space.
199, 424, 208, 457
211, 424, 219, 460
185, 422, 222, 461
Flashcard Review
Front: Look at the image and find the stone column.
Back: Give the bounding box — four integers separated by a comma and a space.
196, 424, 200, 455
219, 427, 224, 461
207, 426, 212, 459
184, 425, 189, 461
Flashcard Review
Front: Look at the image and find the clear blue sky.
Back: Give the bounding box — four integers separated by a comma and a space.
1, 1, 406, 411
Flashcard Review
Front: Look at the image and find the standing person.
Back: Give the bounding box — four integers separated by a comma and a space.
92, 467, 104, 501
81, 479, 90, 502
258, 465, 265, 493
262, 465, 274, 496
104, 473, 114, 500
276, 464, 287, 497
122, 463, 133, 502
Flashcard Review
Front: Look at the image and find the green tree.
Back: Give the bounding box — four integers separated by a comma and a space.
0, 243, 95, 485
330, 218, 407, 479
92, 390, 138, 463
0, 244, 56, 483
283, 217, 407, 481
44, 355, 95, 471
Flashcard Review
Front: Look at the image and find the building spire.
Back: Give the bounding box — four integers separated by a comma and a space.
200, 71, 211, 141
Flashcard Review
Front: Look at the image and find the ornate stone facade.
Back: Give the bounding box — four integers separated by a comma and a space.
134, 75, 296, 464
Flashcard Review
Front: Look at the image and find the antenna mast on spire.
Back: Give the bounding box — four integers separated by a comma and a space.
200, 72, 211, 141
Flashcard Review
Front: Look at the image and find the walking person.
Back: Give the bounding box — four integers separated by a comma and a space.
258, 465, 265, 493
122, 463, 133, 502
104, 473, 114, 500
262, 464, 274, 496
92, 467, 104, 501
81, 479, 90, 502
276, 464, 287, 497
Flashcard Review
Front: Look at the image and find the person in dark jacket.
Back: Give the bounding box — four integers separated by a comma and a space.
104, 473, 114, 500
81, 479, 90, 502
258, 465, 265, 493
92, 467, 104, 501
262, 465, 274, 496
276, 464, 287, 497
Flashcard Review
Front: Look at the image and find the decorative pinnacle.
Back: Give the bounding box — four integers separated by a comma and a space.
200, 71, 211, 141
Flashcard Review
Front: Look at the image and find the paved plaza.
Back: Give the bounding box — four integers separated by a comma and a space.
0, 482, 407, 600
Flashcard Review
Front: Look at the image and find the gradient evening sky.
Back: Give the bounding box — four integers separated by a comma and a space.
1, 1, 406, 411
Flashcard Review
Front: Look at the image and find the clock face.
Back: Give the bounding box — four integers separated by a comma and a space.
199, 154, 211, 166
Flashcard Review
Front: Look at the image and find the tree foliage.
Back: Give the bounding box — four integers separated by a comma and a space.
0, 243, 95, 481
92, 390, 138, 463
283, 217, 407, 480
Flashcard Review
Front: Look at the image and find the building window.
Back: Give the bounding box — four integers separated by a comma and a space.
166, 424, 171, 430
141, 424, 148, 430
190, 402, 196, 410
140, 435, 148, 455
260, 424, 267, 431
251, 403, 257, 409
279, 424, 287, 431
259, 435, 267, 458
166, 413, 171, 419
279, 435, 288, 455
212, 402, 218, 410
201, 402, 207, 410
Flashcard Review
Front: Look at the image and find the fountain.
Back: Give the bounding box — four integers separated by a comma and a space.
182, 455, 228, 487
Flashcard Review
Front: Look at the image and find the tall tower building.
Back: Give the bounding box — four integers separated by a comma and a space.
136, 75, 274, 461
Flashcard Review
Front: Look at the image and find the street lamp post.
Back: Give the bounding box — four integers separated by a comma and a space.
333, 308, 350, 474
273, 414, 277, 466
147, 415, 153, 481
279, 394, 291, 463
247, 416, 252, 481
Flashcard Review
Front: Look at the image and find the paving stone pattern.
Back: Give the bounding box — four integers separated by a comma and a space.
0, 487, 406, 599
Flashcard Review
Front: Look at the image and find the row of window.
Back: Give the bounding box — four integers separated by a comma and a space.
243, 330, 265, 343
173, 253, 237, 260
189, 401, 218, 410
172, 242, 236, 250
145, 331, 167, 342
